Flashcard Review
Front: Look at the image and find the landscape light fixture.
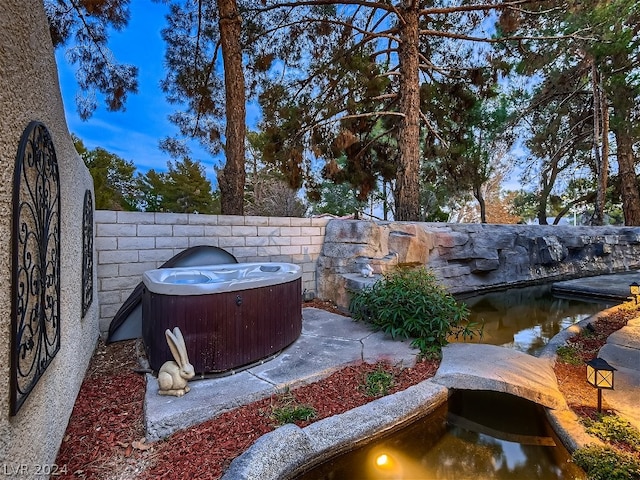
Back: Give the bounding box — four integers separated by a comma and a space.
586, 357, 616, 413
629, 282, 640, 304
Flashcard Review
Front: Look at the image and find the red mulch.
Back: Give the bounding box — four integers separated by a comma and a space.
55, 341, 149, 479
303, 297, 345, 315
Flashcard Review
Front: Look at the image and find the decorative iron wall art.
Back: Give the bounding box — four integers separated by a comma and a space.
11, 121, 61, 415
82, 189, 93, 317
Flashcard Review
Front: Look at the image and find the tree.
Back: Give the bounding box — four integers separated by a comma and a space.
245, 175, 307, 217
485, 188, 522, 224
422, 81, 513, 223
48, 0, 246, 214
137, 158, 217, 213
567, 0, 640, 225
73, 135, 139, 210
500, 0, 640, 225
250, 1, 534, 221
244, 131, 306, 216
522, 72, 594, 225
137, 169, 166, 212
165, 158, 217, 213
160, 0, 246, 215
309, 180, 366, 218
45, 0, 138, 119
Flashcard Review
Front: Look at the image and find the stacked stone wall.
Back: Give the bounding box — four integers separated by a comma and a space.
95, 211, 328, 334
318, 220, 640, 309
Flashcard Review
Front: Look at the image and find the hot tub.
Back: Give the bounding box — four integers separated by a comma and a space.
141, 262, 302, 374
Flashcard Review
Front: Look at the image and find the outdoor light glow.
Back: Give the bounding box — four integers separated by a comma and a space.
368, 448, 432, 478
372, 451, 399, 472
630, 282, 640, 296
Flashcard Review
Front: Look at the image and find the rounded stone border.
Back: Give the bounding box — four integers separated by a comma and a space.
223, 304, 623, 480
221, 381, 448, 480
539, 304, 621, 452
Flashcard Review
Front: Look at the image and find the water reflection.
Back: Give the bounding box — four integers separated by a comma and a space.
455, 284, 612, 355
298, 391, 586, 480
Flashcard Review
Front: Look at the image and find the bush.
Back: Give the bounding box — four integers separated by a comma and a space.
349, 266, 477, 357
572, 445, 640, 480
582, 415, 640, 451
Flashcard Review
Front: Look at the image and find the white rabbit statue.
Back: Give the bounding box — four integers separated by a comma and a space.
361, 264, 374, 278
157, 327, 195, 397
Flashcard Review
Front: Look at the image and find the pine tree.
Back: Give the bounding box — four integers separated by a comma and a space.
45, 0, 138, 119
249, 1, 544, 220
73, 135, 139, 210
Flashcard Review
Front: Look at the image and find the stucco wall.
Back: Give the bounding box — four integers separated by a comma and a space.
95, 211, 329, 334
318, 220, 640, 309
0, 0, 98, 471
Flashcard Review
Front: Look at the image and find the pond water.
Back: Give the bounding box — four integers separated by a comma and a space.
298, 284, 608, 480
298, 390, 587, 480
454, 284, 613, 355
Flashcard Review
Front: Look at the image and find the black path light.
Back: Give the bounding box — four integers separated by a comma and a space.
629, 282, 640, 304
586, 357, 617, 413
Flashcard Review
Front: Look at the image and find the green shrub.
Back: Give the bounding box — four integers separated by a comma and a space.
361, 365, 394, 397
556, 345, 583, 365
582, 415, 640, 451
267, 391, 316, 425
572, 445, 640, 480
349, 266, 477, 357
270, 402, 316, 425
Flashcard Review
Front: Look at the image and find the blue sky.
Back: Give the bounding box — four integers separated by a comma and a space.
55, 0, 252, 186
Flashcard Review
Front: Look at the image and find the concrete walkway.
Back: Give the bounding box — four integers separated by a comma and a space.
599, 315, 640, 430
553, 270, 640, 301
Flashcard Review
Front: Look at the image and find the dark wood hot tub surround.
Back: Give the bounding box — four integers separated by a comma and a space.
142, 278, 302, 374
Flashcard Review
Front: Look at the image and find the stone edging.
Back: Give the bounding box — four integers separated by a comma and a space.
223, 306, 622, 479
539, 305, 623, 452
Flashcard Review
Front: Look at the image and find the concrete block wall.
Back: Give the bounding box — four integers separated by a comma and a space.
95, 211, 329, 334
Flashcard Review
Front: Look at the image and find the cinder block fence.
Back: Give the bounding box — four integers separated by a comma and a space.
95, 211, 329, 334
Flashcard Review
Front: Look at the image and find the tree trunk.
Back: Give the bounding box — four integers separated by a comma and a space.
610, 98, 639, 225
614, 123, 640, 225
607, 48, 640, 226
474, 183, 487, 223
600, 88, 609, 219
537, 174, 553, 225
592, 60, 604, 225
218, 0, 246, 215
394, 4, 421, 221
